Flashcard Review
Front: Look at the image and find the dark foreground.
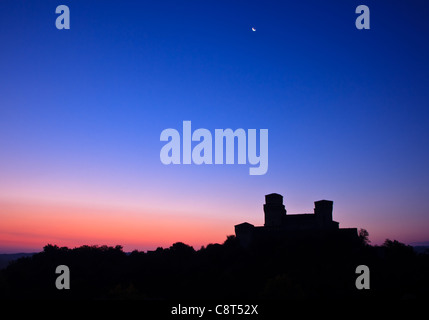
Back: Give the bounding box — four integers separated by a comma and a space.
1, 235, 428, 300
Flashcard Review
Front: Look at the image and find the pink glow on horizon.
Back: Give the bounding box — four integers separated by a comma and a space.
1, 193, 427, 253
0, 199, 236, 253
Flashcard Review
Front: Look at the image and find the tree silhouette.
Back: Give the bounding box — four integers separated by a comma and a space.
358, 228, 371, 245
1, 236, 428, 300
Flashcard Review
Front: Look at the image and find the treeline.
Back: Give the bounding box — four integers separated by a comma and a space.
0, 235, 428, 299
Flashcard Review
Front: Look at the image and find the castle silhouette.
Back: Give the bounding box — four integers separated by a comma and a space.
235, 193, 358, 246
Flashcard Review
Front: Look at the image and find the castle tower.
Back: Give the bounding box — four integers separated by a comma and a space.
314, 200, 333, 226
264, 193, 286, 227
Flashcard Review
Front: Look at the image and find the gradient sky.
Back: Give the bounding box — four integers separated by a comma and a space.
1, 0, 429, 253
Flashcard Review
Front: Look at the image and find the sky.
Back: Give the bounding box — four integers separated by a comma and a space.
1, 0, 429, 253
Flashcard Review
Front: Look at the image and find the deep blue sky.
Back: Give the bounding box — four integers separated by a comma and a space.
1, 0, 429, 251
